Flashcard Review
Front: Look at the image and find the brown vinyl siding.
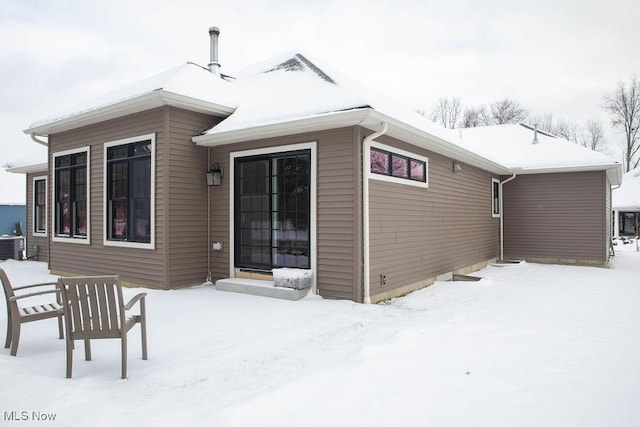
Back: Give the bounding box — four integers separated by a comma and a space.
318, 127, 360, 300
208, 127, 359, 300
166, 108, 220, 287
368, 135, 499, 299
47, 107, 220, 288
48, 108, 167, 288
502, 171, 607, 265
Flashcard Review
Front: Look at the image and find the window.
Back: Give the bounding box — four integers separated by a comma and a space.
53, 148, 89, 240
105, 135, 154, 246
235, 149, 311, 270
33, 177, 47, 235
369, 144, 428, 187
492, 178, 501, 218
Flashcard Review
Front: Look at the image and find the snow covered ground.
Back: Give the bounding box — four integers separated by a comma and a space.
2, 243, 640, 426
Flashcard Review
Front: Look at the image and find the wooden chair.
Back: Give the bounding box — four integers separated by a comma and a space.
58, 275, 148, 379
1, 267, 64, 356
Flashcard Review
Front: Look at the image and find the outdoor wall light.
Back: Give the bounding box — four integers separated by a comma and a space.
453, 161, 462, 173
207, 163, 223, 186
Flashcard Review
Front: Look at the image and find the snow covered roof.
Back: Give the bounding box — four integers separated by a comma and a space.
194, 52, 511, 175
613, 167, 640, 210
199, 53, 369, 137
25, 62, 238, 135
22, 51, 621, 182
458, 124, 622, 184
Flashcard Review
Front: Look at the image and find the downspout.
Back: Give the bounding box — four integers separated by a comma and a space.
611, 184, 620, 239
500, 173, 517, 260
30, 133, 48, 146
362, 122, 388, 304
205, 147, 213, 285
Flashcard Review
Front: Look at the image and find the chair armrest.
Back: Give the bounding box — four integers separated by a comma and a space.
12, 281, 58, 291
124, 293, 147, 311
9, 289, 60, 302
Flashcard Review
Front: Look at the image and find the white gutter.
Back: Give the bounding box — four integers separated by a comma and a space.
25, 90, 235, 136
500, 173, 517, 260
30, 133, 48, 146
362, 122, 388, 304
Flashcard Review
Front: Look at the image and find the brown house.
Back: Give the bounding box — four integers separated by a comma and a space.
8, 31, 622, 303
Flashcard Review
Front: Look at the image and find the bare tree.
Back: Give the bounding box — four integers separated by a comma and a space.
489, 98, 528, 124
603, 75, 640, 172
461, 105, 491, 128
580, 118, 606, 151
554, 119, 580, 143
526, 114, 556, 134
430, 97, 462, 129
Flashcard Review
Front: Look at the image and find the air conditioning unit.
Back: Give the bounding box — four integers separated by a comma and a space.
0, 236, 25, 261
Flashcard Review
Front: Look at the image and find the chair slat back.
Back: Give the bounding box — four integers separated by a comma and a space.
59, 276, 123, 336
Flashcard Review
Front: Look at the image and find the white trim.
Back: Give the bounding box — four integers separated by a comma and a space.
492, 178, 501, 218
24, 90, 234, 136
32, 176, 47, 237
194, 108, 513, 176
103, 133, 156, 250
51, 146, 90, 245
229, 142, 317, 294
368, 141, 429, 189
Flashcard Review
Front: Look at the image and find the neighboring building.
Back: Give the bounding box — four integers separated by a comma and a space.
0, 204, 25, 236
6, 30, 623, 302
612, 167, 640, 237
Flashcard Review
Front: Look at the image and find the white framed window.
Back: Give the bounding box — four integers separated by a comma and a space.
32, 176, 47, 236
103, 134, 155, 249
368, 141, 429, 188
492, 178, 501, 218
52, 147, 90, 244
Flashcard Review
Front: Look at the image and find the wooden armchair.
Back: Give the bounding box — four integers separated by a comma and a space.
58, 275, 148, 379
1, 267, 64, 356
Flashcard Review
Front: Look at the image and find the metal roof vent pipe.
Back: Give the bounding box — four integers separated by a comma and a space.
532, 123, 539, 144
208, 26, 221, 75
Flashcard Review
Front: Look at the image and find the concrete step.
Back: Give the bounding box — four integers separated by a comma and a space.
215, 278, 310, 301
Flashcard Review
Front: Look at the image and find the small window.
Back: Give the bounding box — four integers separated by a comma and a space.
370, 146, 427, 186
492, 178, 501, 218
33, 177, 47, 235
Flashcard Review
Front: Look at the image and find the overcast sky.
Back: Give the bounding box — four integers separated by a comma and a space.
1, 0, 639, 201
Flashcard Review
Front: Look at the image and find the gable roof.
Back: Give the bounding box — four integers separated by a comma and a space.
25, 63, 238, 135
613, 167, 640, 210
458, 123, 622, 184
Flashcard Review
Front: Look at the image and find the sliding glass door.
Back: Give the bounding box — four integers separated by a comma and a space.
235, 150, 310, 270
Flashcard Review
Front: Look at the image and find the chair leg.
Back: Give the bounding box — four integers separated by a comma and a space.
66, 338, 73, 378
140, 303, 148, 360
9, 321, 20, 356
57, 315, 64, 339
4, 314, 10, 349
83, 339, 91, 361
121, 335, 128, 379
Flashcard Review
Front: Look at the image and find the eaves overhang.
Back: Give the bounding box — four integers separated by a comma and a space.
193, 108, 513, 176
24, 90, 236, 136
5, 162, 48, 174
511, 163, 623, 186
